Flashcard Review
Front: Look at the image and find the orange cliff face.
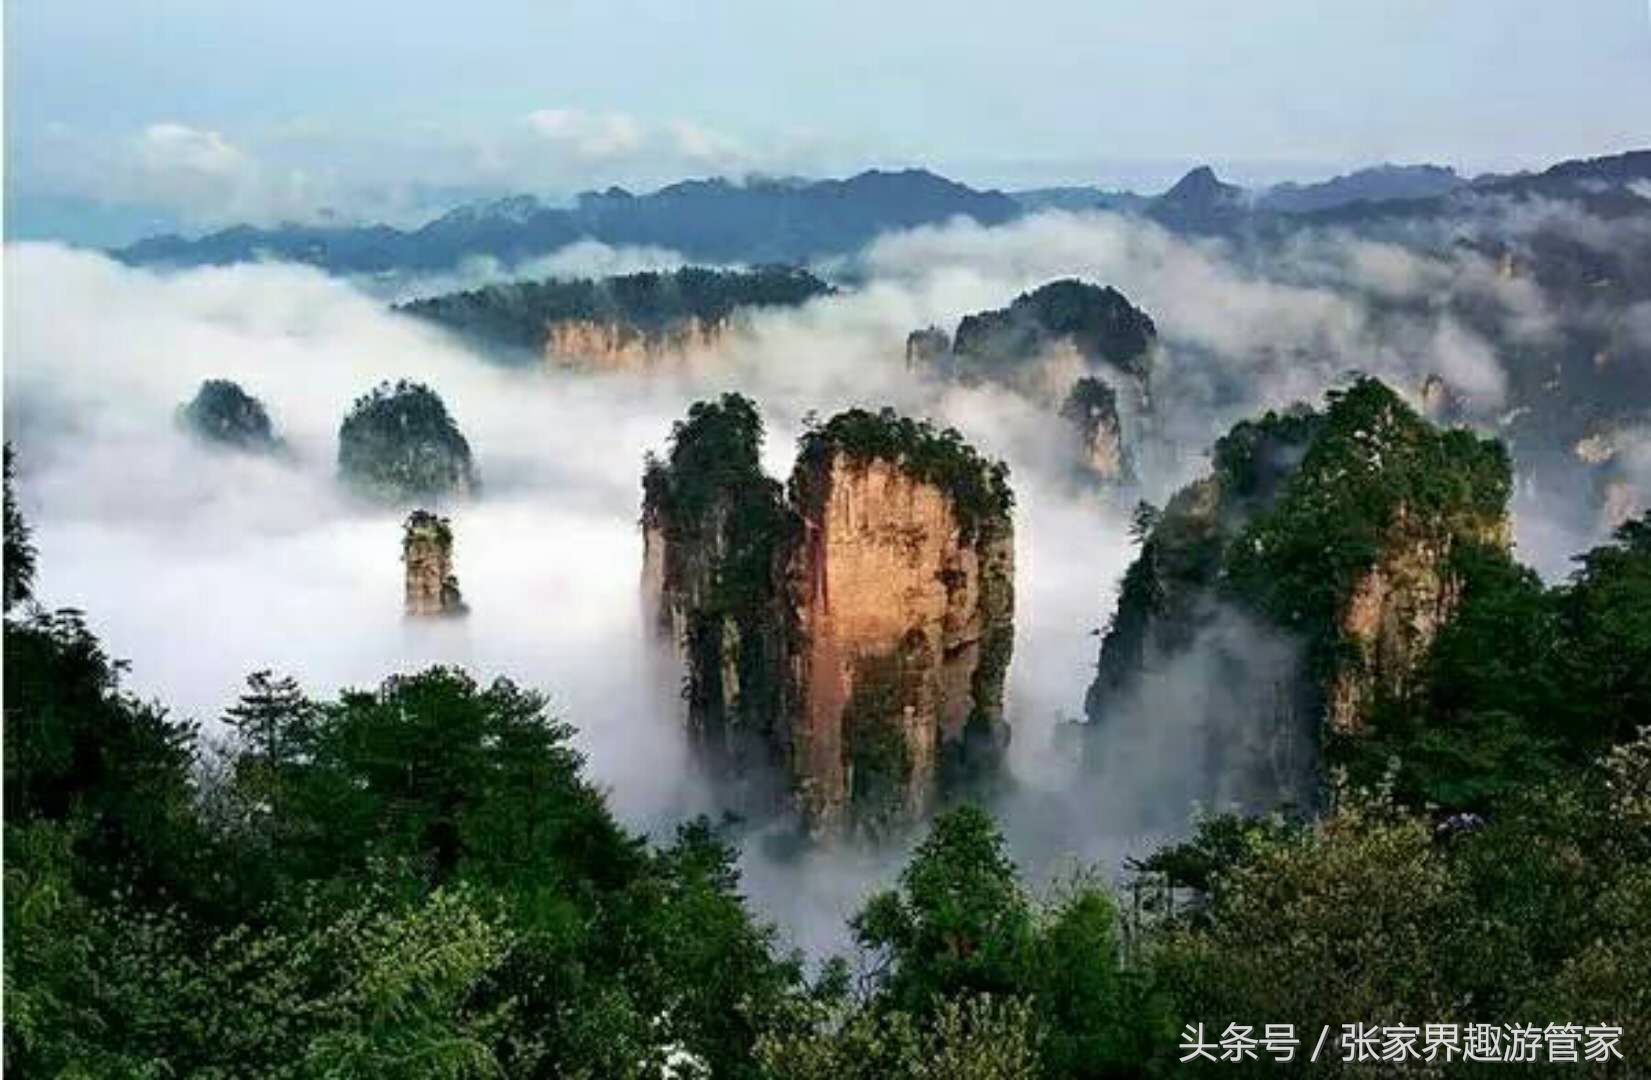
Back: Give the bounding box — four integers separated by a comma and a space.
544, 315, 731, 374
640, 399, 1014, 835
1326, 508, 1509, 736
788, 455, 1013, 832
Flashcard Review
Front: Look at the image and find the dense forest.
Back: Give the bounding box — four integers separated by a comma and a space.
7, 393, 1649, 1074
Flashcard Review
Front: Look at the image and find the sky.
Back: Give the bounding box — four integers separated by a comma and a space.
5, 0, 1651, 242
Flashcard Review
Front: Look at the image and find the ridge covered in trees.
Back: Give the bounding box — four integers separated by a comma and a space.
398, 266, 833, 357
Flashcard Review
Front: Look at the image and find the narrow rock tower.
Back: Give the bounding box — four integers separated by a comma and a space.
643, 396, 1015, 835
403, 510, 467, 617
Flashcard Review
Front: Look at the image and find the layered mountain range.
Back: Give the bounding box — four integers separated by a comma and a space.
114, 150, 1651, 273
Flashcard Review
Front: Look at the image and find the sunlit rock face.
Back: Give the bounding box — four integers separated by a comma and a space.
642, 398, 1014, 835
1325, 509, 1509, 736
788, 452, 1014, 833
544, 315, 729, 373
1082, 378, 1511, 808
402, 510, 467, 617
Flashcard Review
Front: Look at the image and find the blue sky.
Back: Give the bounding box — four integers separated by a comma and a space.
6, 0, 1650, 241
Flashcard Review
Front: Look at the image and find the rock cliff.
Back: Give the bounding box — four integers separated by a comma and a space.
904, 326, 952, 371
643, 397, 1014, 833
909, 279, 1155, 484
545, 314, 729, 373
397, 266, 833, 368
403, 510, 467, 617
1083, 378, 1511, 804
641, 396, 794, 806
1060, 376, 1131, 483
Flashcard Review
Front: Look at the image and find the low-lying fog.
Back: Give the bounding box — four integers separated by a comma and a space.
4, 204, 1634, 955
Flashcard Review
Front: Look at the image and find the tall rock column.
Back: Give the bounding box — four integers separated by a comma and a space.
403, 510, 467, 617
642, 399, 1015, 835
788, 443, 1014, 832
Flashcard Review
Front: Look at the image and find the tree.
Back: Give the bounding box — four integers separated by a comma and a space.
4, 443, 36, 610
853, 805, 1034, 1014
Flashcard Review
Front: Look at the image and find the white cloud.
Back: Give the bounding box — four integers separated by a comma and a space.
15, 109, 829, 234
525, 108, 648, 161
522, 107, 758, 175
136, 123, 255, 180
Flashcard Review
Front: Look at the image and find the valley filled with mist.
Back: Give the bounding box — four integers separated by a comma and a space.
8, 91, 1651, 1074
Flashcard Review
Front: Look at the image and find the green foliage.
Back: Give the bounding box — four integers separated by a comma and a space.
177, 378, 284, 452
842, 652, 919, 832
1347, 512, 1651, 810
4, 443, 36, 610
3, 606, 204, 905
848, 808, 1170, 1078
1031, 880, 1172, 1077
1556, 512, 1651, 745
1129, 811, 1309, 897
1058, 376, 1118, 426
757, 993, 1043, 1080
792, 406, 1013, 543
403, 508, 455, 548
1224, 378, 1510, 656
1142, 731, 1651, 1072
399, 265, 833, 355
338, 379, 478, 502
2, 569, 805, 1078
644, 392, 795, 770
853, 805, 1035, 1013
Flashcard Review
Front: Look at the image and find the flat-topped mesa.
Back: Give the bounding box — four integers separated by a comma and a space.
397, 266, 834, 372
1083, 378, 1511, 806
641, 398, 1015, 834
403, 510, 468, 617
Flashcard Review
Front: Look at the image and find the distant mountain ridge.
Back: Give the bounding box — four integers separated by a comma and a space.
117, 168, 1019, 272
114, 151, 1651, 273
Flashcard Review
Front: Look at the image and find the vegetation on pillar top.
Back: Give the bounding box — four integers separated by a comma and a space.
338, 379, 477, 502
177, 379, 284, 453
791, 407, 1013, 543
